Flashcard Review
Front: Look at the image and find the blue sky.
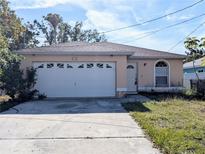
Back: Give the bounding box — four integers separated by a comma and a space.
9, 0, 205, 54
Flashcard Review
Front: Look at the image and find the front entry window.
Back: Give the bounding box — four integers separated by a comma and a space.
155, 61, 169, 87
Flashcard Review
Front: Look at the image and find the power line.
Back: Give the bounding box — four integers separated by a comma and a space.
121, 12, 205, 43
100, 0, 204, 34
168, 21, 205, 52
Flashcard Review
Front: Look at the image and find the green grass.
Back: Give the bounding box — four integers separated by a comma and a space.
123, 98, 205, 154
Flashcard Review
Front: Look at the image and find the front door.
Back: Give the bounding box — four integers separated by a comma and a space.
127, 63, 137, 92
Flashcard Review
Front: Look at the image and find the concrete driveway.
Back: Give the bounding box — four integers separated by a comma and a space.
0, 99, 160, 154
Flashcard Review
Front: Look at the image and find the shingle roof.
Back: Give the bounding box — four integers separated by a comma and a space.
183, 57, 205, 68
15, 41, 185, 59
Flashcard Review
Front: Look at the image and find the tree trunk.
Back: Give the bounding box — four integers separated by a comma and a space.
193, 60, 200, 81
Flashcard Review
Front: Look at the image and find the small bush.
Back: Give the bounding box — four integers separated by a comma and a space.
38, 93, 47, 100
0, 50, 38, 101
18, 67, 38, 101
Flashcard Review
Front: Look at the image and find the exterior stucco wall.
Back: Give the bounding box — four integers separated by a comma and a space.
20, 55, 127, 95
128, 59, 183, 89
20, 54, 183, 96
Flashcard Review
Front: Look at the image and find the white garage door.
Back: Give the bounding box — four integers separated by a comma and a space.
33, 62, 116, 97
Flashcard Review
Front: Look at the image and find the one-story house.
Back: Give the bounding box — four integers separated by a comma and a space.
16, 42, 185, 97
183, 57, 205, 89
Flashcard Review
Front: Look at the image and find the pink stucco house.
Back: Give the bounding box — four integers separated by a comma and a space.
16, 42, 185, 97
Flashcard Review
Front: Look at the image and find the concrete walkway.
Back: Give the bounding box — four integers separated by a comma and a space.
0, 99, 161, 154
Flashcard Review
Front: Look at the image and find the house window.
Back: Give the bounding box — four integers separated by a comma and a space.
106, 64, 112, 68
127, 65, 134, 69
87, 63, 94, 68
38, 64, 44, 68
47, 63, 54, 68
155, 61, 169, 87
78, 64, 84, 68
57, 63, 64, 68
67, 64, 73, 68
97, 63, 103, 68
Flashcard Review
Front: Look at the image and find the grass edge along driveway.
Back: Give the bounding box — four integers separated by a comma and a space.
123, 98, 205, 154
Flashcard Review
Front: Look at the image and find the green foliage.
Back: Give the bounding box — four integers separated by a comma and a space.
0, 0, 39, 50
0, 48, 37, 100
38, 93, 47, 100
18, 68, 38, 101
184, 37, 205, 80
35, 13, 62, 45
183, 88, 197, 96
123, 99, 205, 154
0, 55, 23, 99
0, 33, 8, 50
184, 37, 205, 62
66, 21, 106, 43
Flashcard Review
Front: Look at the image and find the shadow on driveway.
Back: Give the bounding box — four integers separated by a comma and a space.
1, 98, 127, 114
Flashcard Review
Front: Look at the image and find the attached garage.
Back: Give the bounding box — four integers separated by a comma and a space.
33, 62, 116, 97
16, 42, 184, 97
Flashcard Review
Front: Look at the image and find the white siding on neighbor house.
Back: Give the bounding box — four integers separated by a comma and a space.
183, 72, 205, 89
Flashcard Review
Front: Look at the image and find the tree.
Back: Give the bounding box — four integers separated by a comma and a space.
0, 31, 37, 100
18, 22, 40, 49
0, 48, 23, 99
0, 0, 39, 50
57, 22, 71, 43
184, 37, 205, 80
36, 14, 106, 45
0, 48, 37, 100
67, 22, 106, 43
35, 13, 62, 45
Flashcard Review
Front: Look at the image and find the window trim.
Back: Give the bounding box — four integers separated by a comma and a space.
37, 64, 44, 69
57, 63, 64, 68
127, 65, 134, 69
97, 63, 103, 68
47, 63, 54, 69
154, 59, 170, 87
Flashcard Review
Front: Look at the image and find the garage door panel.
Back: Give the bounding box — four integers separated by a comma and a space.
33, 62, 115, 97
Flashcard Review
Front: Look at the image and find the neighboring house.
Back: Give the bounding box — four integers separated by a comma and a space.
15, 42, 185, 97
183, 57, 205, 89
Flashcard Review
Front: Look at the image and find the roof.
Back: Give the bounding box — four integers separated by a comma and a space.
15, 41, 185, 59
183, 57, 205, 69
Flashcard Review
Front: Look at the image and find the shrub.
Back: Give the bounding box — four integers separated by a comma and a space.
0, 49, 24, 99
0, 49, 37, 101
38, 93, 47, 100
18, 67, 38, 101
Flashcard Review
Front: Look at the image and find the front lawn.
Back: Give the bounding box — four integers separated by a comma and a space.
123, 97, 205, 154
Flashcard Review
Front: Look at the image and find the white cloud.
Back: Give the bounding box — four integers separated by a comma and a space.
10, 0, 92, 9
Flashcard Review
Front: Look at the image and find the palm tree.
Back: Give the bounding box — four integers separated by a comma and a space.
44, 13, 62, 44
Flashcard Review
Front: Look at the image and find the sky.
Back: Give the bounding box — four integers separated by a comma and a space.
9, 0, 205, 55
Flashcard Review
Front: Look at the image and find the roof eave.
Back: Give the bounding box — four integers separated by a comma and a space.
128, 56, 186, 60
15, 51, 134, 56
